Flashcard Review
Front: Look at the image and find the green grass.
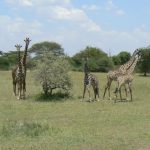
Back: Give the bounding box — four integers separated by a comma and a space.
0, 71, 150, 150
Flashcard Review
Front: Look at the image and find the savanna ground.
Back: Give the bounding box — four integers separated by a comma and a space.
0, 71, 150, 150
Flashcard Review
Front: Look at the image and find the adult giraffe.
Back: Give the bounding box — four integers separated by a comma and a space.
12, 37, 31, 99
114, 50, 141, 102
103, 49, 141, 100
82, 58, 100, 102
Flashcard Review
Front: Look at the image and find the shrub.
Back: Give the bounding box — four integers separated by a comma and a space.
34, 53, 72, 96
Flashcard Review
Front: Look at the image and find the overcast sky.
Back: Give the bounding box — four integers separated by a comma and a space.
0, 0, 150, 56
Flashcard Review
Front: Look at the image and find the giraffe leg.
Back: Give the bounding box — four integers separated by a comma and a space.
13, 81, 17, 96
103, 80, 112, 100
103, 78, 110, 99
124, 85, 128, 100
128, 83, 132, 101
108, 80, 112, 100
114, 87, 118, 103
22, 80, 26, 99
103, 85, 108, 99
87, 86, 91, 102
93, 89, 96, 101
18, 84, 21, 100
82, 85, 86, 101
96, 87, 100, 101
114, 81, 120, 103
119, 87, 123, 101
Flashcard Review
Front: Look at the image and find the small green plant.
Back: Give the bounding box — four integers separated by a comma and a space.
0, 120, 49, 138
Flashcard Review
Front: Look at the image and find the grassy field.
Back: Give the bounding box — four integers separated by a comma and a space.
0, 71, 150, 150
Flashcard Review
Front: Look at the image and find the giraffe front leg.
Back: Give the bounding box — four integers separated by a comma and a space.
87, 87, 92, 102
18, 88, 21, 100
119, 88, 123, 101
114, 87, 118, 103
97, 88, 100, 101
18, 84, 23, 100
108, 80, 112, 100
128, 83, 132, 102
124, 85, 129, 100
82, 85, 86, 101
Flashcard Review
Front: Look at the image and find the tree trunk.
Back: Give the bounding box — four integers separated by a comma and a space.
144, 72, 147, 76
49, 89, 53, 95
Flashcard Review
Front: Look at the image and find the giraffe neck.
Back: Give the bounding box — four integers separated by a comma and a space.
118, 49, 140, 73
22, 43, 29, 67
119, 56, 135, 72
18, 48, 22, 74
126, 57, 139, 74
84, 61, 90, 74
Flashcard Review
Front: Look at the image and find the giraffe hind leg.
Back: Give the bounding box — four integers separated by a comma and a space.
95, 87, 100, 101
103, 80, 111, 100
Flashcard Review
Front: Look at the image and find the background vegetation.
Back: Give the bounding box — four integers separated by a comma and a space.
1, 41, 150, 75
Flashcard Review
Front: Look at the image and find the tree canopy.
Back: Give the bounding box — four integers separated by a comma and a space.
29, 41, 64, 57
71, 46, 114, 72
112, 51, 131, 66
138, 48, 150, 76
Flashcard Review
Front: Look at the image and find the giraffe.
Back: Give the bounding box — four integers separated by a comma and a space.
14, 44, 25, 100
12, 37, 31, 98
103, 49, 141, 100
114, 74, 133, 102
82, 58, 100, 102
21, 37, 31, 95
114, 50, 141, 102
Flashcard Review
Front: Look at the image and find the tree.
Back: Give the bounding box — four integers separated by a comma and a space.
29, 41, 64, 57
118, 51, 131, 65
138, 48, 150, 76
34, 53, 72, 96
0, 51, 23, 70
112, 51, 131, 66
71, 46, 114, 72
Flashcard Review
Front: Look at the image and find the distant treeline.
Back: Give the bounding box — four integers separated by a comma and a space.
0, 41, 150, 76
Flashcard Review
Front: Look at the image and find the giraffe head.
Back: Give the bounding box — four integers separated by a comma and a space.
24, 37, 31, 46
15, 44, 22, 51
134, 49, 142, 61
15, 44, 22, 66
132, 49, 140, 58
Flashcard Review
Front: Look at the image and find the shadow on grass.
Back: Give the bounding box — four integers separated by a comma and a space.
34, 92, 73, 102
114, 98, 132, 103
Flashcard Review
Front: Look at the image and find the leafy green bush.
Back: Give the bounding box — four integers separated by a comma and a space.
34, 53, 72, 96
